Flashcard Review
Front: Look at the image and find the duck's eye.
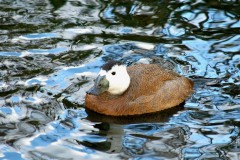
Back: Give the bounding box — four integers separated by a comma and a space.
98, 84, 102, 87
111, 71, 116, 75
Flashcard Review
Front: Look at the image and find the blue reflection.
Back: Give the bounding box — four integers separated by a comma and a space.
31, 121, 73, 147
0, 107, 12, 114
27, 48, 68, 55
31, 134, 58, 147
39, 59, 103, 89
27, 79, 42, 85
129, 4, 137, 14
125, 124, 160, 134
119, 27, 133, 34
103, 6, 115, 19
123, 135, 146, 155
13, 106, 22, 114
0, 52, 21, 57
11, 96, 20, 103
79, 135, 106, 143
25, 97, 35, 102
21, 33, 60, 40
2, 152, 25, 160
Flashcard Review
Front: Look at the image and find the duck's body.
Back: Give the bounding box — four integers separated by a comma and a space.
85, 62, 193, 116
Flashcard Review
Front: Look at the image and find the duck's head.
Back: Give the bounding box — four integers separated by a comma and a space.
87, 61, 130, 96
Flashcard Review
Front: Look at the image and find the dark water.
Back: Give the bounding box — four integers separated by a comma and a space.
0, 0, 240, 159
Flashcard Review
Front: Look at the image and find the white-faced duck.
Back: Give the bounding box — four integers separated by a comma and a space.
85, 60, 193, 116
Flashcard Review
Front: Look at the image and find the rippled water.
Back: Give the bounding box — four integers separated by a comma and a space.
0, 0, 240, 159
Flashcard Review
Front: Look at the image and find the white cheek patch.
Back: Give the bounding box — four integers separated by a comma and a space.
110, 65, 126, 74
105, 65, 130, 95
99, 70, 107, 76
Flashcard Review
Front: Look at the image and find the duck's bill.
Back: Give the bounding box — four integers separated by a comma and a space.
86, 75, 109, 95
86, 86, 102, 95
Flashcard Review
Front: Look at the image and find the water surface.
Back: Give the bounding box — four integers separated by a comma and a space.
0, 0, 240, 159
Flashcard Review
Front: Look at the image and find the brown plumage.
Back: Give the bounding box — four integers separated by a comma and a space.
85, 63, 193, 116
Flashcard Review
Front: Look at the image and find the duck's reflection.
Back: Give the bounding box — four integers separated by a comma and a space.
85, 104, 185, 153
86, 103, 184, 124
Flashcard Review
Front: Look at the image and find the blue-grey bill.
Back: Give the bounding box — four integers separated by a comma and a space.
86, 75, 109, 95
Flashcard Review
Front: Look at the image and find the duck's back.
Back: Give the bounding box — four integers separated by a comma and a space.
85, 64, 193, 116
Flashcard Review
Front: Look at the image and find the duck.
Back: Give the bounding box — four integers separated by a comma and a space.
85, 60, 193, 116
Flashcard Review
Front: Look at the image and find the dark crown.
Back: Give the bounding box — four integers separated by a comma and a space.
101, 60, 122, 71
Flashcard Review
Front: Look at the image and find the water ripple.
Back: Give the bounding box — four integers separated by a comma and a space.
0, 0, 240, 159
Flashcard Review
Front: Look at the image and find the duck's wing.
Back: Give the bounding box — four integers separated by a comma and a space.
125, 64, 193, 115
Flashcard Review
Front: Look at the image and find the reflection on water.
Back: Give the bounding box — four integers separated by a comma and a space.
0, 0, 240, 159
